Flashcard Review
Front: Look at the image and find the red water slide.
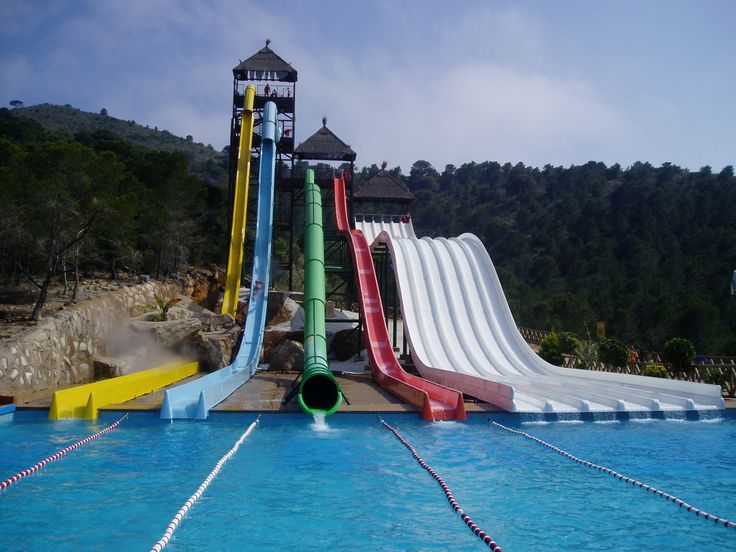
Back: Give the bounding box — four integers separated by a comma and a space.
334, 173, 466, 421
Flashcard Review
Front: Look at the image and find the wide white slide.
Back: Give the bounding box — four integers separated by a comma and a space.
357, 216, 724, 414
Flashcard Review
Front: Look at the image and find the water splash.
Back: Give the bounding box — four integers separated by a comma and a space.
311, 413, 331, 432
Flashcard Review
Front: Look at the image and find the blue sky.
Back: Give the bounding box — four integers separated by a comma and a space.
1, 0, 734, 172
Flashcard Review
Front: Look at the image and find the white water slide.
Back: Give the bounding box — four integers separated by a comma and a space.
356, 215, 724, 414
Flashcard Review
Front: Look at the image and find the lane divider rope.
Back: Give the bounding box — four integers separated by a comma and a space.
492, 421, 736, 529
150, 415, 261, 552
0, 413, 129, 492
380, 418, 503, 551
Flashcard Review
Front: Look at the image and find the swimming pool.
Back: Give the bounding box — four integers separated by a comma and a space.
1, 411, 734, 551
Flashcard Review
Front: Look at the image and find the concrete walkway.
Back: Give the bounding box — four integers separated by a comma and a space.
19, 361, 734, 416
100, 367, 502, 415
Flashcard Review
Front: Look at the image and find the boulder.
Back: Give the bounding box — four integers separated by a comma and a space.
332, 328, 361, 361
168, 297, 236, 331
197, 327, 241, 371
208, 313, 236, 332
263, 329, 303, 362
268, 339, 304, 372
93, 355, 130, 380
129, 317, 202, 349
267, 292, 300, 326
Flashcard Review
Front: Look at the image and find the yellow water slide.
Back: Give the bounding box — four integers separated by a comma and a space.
48, 361, 199, 419
222, 85, 257, 316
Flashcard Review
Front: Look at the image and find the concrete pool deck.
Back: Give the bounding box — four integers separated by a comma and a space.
17, 358, 736, 415
105, 371, 736, 415
99, 368, 503, 415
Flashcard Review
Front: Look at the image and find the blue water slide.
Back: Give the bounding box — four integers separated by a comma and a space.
160, 102, 279, 420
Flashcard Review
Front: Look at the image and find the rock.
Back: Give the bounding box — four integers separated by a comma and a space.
168, 297, 235, 332
130, 317, 202, 349
182, 266, 225, 307
268, 340, 304, 372
169, 297, 207, 319
263, 329, 303, 361
332, 328, 361, 361
267, 292, 300, 326
161, 304, 194, 321
79, 363, 91, 378
209, 313, 236, 332
9, 369, 18, 381
197, 327, 241, 371
93, 355, 130, 380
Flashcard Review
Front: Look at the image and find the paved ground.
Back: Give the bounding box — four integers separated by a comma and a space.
99, 366, 502, 415
19, 358, 735, 415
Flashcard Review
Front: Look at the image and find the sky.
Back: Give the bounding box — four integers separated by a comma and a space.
1, 0, 734, 173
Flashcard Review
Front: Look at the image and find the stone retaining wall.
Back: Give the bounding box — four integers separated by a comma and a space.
0, 281, 183, 401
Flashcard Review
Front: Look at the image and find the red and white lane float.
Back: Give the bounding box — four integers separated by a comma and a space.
492, 421, 736, 529
380, 418, 503, 551
0, 413, 128, 492
150, 415, 261, 552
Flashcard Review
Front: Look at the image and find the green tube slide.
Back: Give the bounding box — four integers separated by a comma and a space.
298, 169, 343, 416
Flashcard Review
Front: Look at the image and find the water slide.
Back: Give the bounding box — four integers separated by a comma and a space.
160, 101, 280, 420
357, 217, 725, 414
50, 361, 198, 419
334, 174, 466, 421
298, 169, 342, 416
221, 85, 256, 316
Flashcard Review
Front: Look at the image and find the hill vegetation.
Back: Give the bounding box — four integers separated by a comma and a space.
2, 103, 734, 355
361, 159, 735, 355
10, 103, 227, 185
0, 107, 228, 319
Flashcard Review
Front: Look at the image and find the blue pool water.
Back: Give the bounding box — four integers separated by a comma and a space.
1, 410, 734, 551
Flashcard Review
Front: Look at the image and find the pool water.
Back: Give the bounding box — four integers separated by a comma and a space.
1, 411, 734, 551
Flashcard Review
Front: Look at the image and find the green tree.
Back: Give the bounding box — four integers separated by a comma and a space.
557, 332, 580, 355
14, 142, 119, 318
663, 337, 695, 375
597, 338, 629, 367
538, 333, 564, 366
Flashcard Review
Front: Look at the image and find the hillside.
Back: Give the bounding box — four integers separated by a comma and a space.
3, 105, 734, 354
354, 160, 736, 355
10, 103, 227, 185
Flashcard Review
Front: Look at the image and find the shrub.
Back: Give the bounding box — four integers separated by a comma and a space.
703, 369, 727, 393
597, 337, 629, 367
538, 333, 564, 366
573, 338, 597, 369
642, 364, 669, 378
151, 294, 181, 321
663, 337, 695, 374
558, 332, 581, 355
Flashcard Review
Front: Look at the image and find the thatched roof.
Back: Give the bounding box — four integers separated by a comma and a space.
233, 40, 297, 82
295, 118, 356, 161
354, 165, 415, 202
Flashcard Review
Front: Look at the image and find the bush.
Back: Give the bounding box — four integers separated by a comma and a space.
663, 337, 695, 374
558, 332, 580, 355
573, 338, 597, 369
539, 333, 564, 366
642, 364, 669, 378
597, 337, 629, 367
703, 369, 727, 393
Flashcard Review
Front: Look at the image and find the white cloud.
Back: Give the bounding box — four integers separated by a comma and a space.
2, 1, 733, 170
292, 46, 629, 171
